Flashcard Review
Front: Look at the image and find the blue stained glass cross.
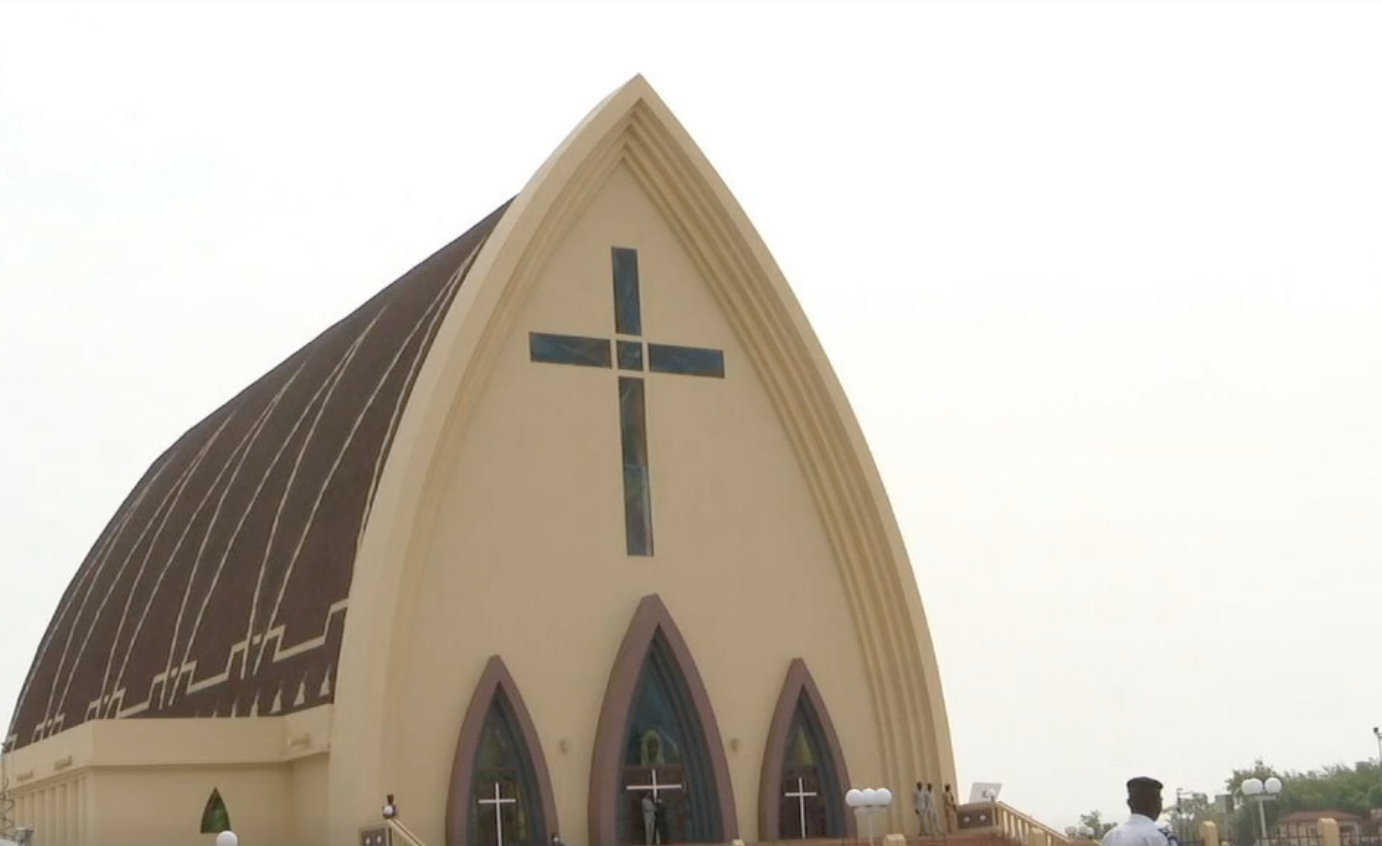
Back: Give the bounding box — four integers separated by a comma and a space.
529, 247, 726, 557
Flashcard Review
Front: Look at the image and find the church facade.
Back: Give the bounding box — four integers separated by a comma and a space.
2, 77, 954, 846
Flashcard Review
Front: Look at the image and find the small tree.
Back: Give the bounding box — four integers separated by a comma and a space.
1222, 757, 1382, 845
1079, 810, 1117, 839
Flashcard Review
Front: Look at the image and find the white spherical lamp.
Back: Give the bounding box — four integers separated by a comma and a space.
1264, 777, 1283, 795
877, 787, 894, 806
1241, 778, 1264, 796
846, 789, 864, 808
215, 832, 238, 846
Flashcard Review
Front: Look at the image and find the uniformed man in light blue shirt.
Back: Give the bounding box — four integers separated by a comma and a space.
1101, 777, 1171, 846
1157, 820, 1183, 846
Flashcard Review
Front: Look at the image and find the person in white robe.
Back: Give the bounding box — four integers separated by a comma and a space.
914, 782, 940, 835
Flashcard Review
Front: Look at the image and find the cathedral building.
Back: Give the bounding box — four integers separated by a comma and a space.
2, 76, 955, 846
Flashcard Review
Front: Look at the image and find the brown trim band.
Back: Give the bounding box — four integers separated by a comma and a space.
757, 658, 855, 841
587, 594, 739, 845
446, 655, 560, 846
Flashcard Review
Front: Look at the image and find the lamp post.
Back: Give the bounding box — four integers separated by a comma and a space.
1174, 789, 1207, 846
1240, 777, 1282, 845
1176, 787, 1186, 846
1372, 727, 1381, 765
845, 787, 893, 846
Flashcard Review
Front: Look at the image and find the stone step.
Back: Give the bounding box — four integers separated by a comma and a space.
745, 835, 1018, 846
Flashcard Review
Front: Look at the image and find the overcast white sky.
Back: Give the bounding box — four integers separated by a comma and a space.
2, 0, 1380, 831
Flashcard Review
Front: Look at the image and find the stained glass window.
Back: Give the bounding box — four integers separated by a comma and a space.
527, 246, 727, 558
619, 377, 654, 556
199, 787, 232, 834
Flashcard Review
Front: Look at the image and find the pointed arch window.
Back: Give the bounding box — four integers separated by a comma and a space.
778, 698, 847, 839
471, 694, 546, 846
617, 632, 719, 844
447, 657, 559, 846
199, 787, 231, 834
589, 595, 738, 846
759, 659, 853, 841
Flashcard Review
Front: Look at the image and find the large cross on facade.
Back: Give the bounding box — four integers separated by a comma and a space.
784, 776, 819, 839
529, 246, 726, 557
478, 782, 518, 846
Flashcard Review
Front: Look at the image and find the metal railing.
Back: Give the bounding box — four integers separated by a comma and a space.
386, 816, 430, 846
955, 801, 1075, 846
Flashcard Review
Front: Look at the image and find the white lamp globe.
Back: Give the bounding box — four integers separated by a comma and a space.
1264, 777, 1283, 795
1241, 778, 1264, 796
215, 832, 238, 846
878, 787, 894, 806
846, 789, 864, 808
862, 788, 882, 806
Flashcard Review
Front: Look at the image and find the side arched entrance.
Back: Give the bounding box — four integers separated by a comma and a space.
446, 657, 559, 846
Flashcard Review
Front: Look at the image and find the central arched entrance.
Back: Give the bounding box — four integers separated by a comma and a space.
588, 595, 737, 846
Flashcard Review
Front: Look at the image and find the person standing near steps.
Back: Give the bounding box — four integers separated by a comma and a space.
942, 784, 959, 833
1101, 777, 1170, 846
914, 782, 940, 835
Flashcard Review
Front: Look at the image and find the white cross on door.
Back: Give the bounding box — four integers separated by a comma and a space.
478, 782, 518, 846
624, 768, 685, 800
784, 776, 819, 839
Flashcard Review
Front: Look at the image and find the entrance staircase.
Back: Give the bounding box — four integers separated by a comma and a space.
361, 800, 1086, 846
750, 833, 1023, 846
738, 800, 1092, 846
947, 799, 1096, 846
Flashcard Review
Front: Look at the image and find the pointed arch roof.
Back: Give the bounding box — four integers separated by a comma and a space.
7, 201, 511, 749
327, 75, 955, 836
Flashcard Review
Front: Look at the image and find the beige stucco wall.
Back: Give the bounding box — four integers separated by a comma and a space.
90, 764, 292, 846
380, 161, 883, 845
2, 707, 330, 845
290, 755, 331, 845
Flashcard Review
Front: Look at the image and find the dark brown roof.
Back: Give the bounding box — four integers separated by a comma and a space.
6, 201, 511, 750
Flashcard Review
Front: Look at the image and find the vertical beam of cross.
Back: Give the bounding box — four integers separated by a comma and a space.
478, 782, 517, 846
528, 246, 726, 557
784, 776, 818, 839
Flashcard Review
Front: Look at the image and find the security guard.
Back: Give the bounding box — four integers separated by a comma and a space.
1101, 777, 1171, 846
